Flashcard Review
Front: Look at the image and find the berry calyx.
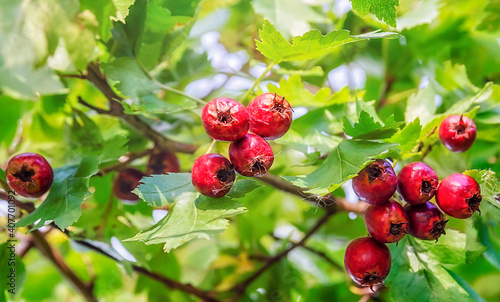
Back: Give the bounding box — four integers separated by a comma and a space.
397, 162, 439, 205
247, 93, 293, 140
6, 153, 54, 198
113, 168, 145, 202
438, 115, 477, 152
406, 202, 448, 241
191, 153, 235, 198
202, 97, 249, 141
344, 237, 391, 290
436, 173, 482, 219
364, 200, 409, 243
146, 151, 180, 175
352, 159, 398, 205
228, 133, 274, 177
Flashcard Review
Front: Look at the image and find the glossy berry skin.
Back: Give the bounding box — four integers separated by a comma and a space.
436, 173, 482, 219
397, 162, 439, 205
191, 153, 235, 198
202, 97, 249, 141
113, 168, 146, 202
439, 115, 476, 152
365, 200, 409, 243
247, 93, 293, 140
352, 159, 398, 205
228, 133, 274, 177
146, 152, 180, 175
344, 237, 391, 290
6, 153, 54, 198
406, 202, 447, 241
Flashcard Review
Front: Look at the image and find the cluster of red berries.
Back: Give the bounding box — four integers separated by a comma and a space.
344, 115, 480, 290
114, 151, 180, 202
192, 93, 293, 198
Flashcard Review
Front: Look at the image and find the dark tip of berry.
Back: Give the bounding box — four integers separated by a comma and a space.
12, 165, 36, 183
431, 220, 448, 242
270, 94, 286, 113
217, 110, 233, 123
362, 273, 382, 291
388, 222, 406, 237
367, 164, 383, 181
119, 181, 134, 194
216, 168, 234, 183
454, 124, 466, 135
421, 180, 433, 194
251, 160, 266, 174
466, 192, 482, 213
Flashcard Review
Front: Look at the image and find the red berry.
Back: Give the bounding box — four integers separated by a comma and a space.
146, 151, 180, 175
352, 159, 398, 205
113, 168, 145, 202
228, 133, 274, 177
364, 200, 409, 243
397, 162, 439, 205
406, 202, 447, 241
6, 153, 54, 198
247, 93, 293, 140
202, 97, 249, 141
438, 115, 476, 152
191, 153, 235, 198
436, 173, 482, 219
344, 237, 391, 290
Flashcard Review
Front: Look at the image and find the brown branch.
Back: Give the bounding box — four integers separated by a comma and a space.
0, 191, 35, 213
230, 211, 335, 300
81, 63, 198, 154
72, 238, 220, 302
30, 230, 97, 302
258, 174, 368, 214
96, 148, 155, 176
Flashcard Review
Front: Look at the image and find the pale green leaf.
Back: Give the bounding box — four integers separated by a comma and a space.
351, 0, 399, 28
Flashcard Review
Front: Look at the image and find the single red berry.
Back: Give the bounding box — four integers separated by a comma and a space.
113, 168, 145, 202
6, 153, 54, 198
146, 151, 180, 175
247, 93, 293, 140
436, 173, 482, 219
202, 97, 249, 141
364, 200, 409, 243
352, 159, 398, 205
344, 237, 391, 290
406, 202, 447, 241
191, 153, 235, 198
438, 115, 476, 152
397, 162, 439, 205
228, 133, 274, 177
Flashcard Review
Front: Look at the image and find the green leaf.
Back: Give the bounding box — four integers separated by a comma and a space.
266, 74, 334, 106
350, 0, 399, 28
445, 82, 493, 115
99, 135, 129, 165
343, 110, 401, 139
253, 0, 328, 39
464, 169, 500, 209
387, 118, 422, 155
102, 57, 157, 98
126, 195, 247, 252
386, 236, 485, 302
16, 156, 99, 231
0, 169, 5, 183
285, 140, 396, 194
396, 0, 440, 30
477, 0, 500, 32
405, 86, 437, 126
134, 173, 198, 207
256, 20, 399, 62
121, 94, 197, 115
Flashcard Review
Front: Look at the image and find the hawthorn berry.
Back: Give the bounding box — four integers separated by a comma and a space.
191, 153, 235, 198
406, 202, 447, 241
202, 97, 249, 141
436, 173, 482, 219
364, 200, 409, 243
438, 115, 477, 152
228, 133, 274, 177
113, 168, 145, 202
6, 153, 54, 198
344, 237, 391, 290
146, 151, 180, 175
397, 162, 439, 205
247, 93, 293, 140
352, 159, 398, 205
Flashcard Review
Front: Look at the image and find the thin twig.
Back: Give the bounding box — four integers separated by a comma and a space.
0, 191, 35, 213
97, 148, 155, 176
31, 230, 97, 302
238, 63, 276, 104
230, 211, 335, 300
